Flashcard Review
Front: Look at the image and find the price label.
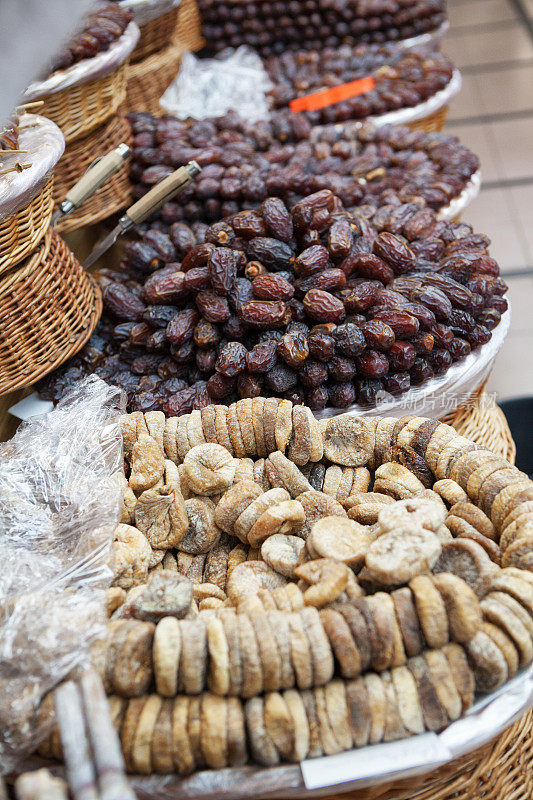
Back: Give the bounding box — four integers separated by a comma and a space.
289, 76, 375, 113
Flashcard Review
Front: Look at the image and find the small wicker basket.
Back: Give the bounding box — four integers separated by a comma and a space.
408, 104, 448, 133
0, 177, 54, 275
132, 5, 180, 62
37, 62, 129, 144
126, 43, 182, 115
53, 115, 133, 233
0, 231, 102, 395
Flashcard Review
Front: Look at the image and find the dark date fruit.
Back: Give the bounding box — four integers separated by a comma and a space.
40, 188, 505, 414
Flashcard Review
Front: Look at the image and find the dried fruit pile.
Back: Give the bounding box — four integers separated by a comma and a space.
47, 2, 132, 73
38, 405, 533, 774
199, 0, 446, 57
127, 109, 478, 222
39, 189, 506, 414
266, 47, 454, 126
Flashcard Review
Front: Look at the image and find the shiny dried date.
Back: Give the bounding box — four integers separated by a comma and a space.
302, 289, 346, 323
240, 300, 290, 328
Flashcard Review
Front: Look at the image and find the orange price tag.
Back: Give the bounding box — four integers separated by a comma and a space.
289, 76, 376, 113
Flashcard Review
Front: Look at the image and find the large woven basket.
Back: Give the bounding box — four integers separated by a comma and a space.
0, 231, 102, 395
126, 43, 182, 115
408, 104, 448, 133
132, 6, 180, 62
0, 177, 54, 275
37, 62, 128, 144
53, 115, 133, 233
173, 0, 205, 51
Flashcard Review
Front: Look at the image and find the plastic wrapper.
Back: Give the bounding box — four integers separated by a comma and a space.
315, 307, 511, 421
24, 21, 140, 101
0, 376, 125, 773
117, 0, 181, 27
160, 47, 273, 123
438, 170, 481, 222
0, 114, 64, 223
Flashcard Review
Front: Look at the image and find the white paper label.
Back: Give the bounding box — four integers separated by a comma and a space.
9, 392, 53, 420
301, 734, 451, 790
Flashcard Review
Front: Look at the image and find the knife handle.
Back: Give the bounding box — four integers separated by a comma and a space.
125, 162, 201, 226
65, 144, 130, 208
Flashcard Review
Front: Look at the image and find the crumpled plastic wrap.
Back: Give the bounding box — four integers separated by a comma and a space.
117, 0, 181, 27
315, 307, 511, 420
0, 114, 64, 223
24, 21, 140, 101
0, 376, 126, 773
160, 46, 273, 123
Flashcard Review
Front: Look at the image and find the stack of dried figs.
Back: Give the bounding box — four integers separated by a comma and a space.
126, 110, 478, 224
37, 405, 533, 774
39, 188, 507, 415
198, 0, 446, 57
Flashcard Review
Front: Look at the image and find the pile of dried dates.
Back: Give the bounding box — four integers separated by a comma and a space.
198, 0, 446, 56
39, 188, 507, 415
48, 2, 132, 73
127, 110, 478, 224
266, 47, 454, 126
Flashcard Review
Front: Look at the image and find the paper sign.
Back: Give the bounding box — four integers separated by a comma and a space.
290, 76, 375, 113
9, 392, 53, 420
301, 734, 451, 790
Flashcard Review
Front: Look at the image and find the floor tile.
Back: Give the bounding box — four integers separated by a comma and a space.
443, 24, 533, 69
489, 116, 533, 180
476, 64, 533, 116
448, 0, 517, 29
445, 121, 504, 182
488, 329, 533, 401
447, 72, 485, 120
460, 188, 531, 270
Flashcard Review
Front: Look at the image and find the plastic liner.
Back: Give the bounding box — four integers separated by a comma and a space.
160, 46, 273, 123
24, 21, 140, 101
0, 114, 64, 223
0, 376, 125, 774
117, 0, 181, 27
438, 170, 481, 222
315, 307, 511, 421
399, 19, 450, 53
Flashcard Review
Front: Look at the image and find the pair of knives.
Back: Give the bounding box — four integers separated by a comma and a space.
82, 160, 202, 269
51, 143, 132, 226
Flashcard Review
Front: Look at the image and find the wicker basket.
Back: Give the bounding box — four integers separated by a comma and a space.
407, 104, 448, 133
0, 231, 102, 395
37, 62, 128, 144
132, 6, 180, 62
53, 115, 133, 233
126, 43, 182, 115
173, 0, 205, 51
0, 177, 54, 275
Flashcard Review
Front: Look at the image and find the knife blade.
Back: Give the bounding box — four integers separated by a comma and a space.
83, 160, 201, 269
51, 143, 131, 226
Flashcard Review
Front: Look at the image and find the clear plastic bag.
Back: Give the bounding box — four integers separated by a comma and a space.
0, 376, 126, 773
160, 46, 273, 123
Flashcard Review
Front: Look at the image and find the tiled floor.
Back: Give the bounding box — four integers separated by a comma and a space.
444, 0, 533, 401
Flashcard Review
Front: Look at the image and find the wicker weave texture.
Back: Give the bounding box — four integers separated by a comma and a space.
38, 62, 128, 143
407, 104, 448, 133
174, 0, 205, 51
0, 231, 102, 395
127, 44, 182, 115
320, 711, 532, 800
132, 6, 180, 62
54, 115, 133, 233
0, 178, 54, 274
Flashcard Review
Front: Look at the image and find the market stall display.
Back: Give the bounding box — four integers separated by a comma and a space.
126, 111, 479, 225
198, 0, 447, 57
28, 401, 533, 790
38, 187, 506, 419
